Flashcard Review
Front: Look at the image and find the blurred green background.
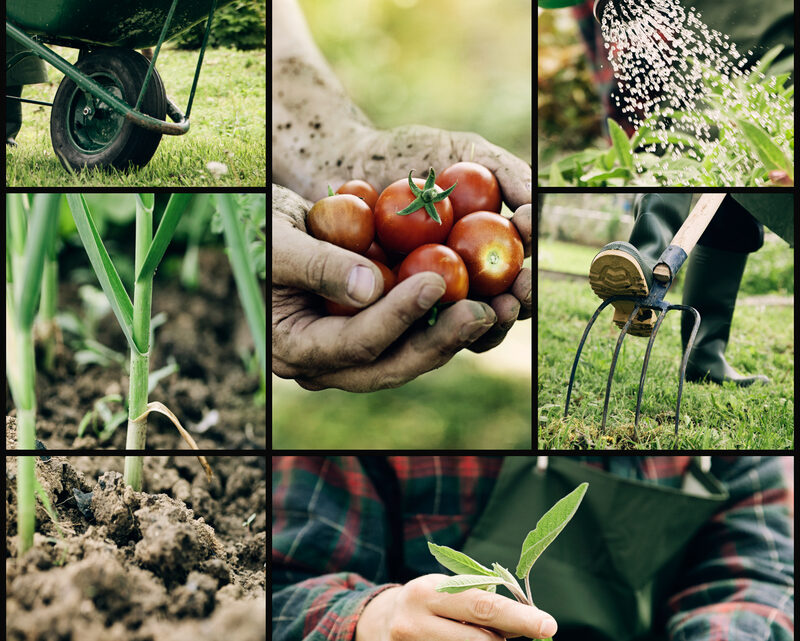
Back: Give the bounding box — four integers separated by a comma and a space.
299, 0, 532, 162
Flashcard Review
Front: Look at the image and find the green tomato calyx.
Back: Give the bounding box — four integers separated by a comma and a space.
395, 167, 457, 224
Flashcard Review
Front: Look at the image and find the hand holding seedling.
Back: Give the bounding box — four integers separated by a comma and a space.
427, 482, 589, 641
272, 184, 501, 392
355, 574, 557, 641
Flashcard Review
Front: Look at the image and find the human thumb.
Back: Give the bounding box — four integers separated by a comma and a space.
273, 223, 383, 307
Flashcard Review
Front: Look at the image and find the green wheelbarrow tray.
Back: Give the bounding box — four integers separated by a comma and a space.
6, 0, 235, 171
9, 0, 233, 49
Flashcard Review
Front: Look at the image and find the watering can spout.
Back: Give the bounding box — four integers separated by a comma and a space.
593, 0, 611, 22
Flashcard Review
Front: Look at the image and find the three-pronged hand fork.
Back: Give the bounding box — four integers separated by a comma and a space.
564, 194, 727, 436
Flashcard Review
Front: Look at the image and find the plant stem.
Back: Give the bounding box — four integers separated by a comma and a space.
123, 197, 153, 491
525, 573, 533, 607
38, 254, 58, 371
17, 452, 35, 554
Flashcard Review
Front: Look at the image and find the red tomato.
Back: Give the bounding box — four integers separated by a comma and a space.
436, 162, 502, 221
374, 177, 453, 254
325, 260, 396, 316
336, 180, 379, 211
397, 244, 469, 303
446, 211, 523, 297
307, 194, 374, 254
363, 241, 389, 264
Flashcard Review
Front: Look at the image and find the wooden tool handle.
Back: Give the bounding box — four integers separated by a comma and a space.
653, 193, 726, 281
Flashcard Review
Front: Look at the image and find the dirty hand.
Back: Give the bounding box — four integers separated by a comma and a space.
272, 185, 497, 391
355, 574, 558, 641
316, 125, 532, 353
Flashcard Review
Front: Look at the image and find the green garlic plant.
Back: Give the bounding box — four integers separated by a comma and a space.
6, 194, 61, 554
67, 193, 210, 491
428, 482, 589, 641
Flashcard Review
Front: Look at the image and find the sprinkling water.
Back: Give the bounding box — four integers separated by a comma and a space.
599, 0, 793, 184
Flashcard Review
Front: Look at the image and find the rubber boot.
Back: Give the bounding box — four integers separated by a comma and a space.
590, 194, 690, 336
7, 85, 22, 145
680, 245, 769, 386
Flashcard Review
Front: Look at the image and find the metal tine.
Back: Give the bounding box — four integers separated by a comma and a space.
564, 296, 618, 419
633, 307, 669, 436
601, 303, 641, 430
672, 304, 701, 434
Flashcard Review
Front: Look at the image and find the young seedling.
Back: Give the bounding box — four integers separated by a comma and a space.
6, 194, 61, 553
67, 193, 210, 490
428, 482, 589, 640
213, 194, 266, 381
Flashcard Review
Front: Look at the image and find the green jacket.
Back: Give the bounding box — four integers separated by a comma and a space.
732, 194, 794, 247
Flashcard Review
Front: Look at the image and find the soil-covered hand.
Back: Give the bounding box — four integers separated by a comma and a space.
272, 185, 497, 392
355, 574, 558, 641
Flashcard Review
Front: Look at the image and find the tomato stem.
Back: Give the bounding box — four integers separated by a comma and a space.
395, 168, 457, 224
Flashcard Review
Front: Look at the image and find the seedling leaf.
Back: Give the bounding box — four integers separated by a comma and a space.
427, 542, 495, 577
434, 574, 506, 594
66, 194, 137, 354
136, 194, 192, 283
515, 482, 588, 579
608, 118, 633, 170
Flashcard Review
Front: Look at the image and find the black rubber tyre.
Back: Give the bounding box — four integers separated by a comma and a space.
50, 48, 167, 171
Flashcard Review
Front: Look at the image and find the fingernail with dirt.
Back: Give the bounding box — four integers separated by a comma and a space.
346, 265, 376, 304
418, 283, 445, 308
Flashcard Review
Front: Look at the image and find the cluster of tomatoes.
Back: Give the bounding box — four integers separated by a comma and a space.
306, 161, 524, 316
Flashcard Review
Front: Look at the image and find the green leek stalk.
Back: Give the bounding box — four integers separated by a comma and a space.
123, 195, 154, 491
215, 194, 267, 380
68, 193, 191, 491
5, 194, 61, 554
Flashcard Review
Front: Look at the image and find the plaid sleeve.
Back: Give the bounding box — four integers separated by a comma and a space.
666, 456, 794, 641
272, 456, 398, 641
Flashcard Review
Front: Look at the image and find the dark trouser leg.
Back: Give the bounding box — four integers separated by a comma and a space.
7, 85, 22, 143
681, 196, 768, 385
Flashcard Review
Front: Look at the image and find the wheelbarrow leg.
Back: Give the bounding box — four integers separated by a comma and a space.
601, 303, 641, 430
564, 297, 617, 420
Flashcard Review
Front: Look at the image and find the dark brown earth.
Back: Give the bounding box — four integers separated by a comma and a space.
5, 452, 266, 641
6, 249, 266, 451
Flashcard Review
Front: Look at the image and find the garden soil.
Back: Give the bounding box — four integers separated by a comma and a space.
5, 451, 266, 641
6, 249, 266, 450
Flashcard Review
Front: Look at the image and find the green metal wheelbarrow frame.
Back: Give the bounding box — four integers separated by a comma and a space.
6, 0, 225, 138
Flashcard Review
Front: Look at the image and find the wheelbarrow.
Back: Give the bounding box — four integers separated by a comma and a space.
6, 0, 234, 171
563, 194, 726, 436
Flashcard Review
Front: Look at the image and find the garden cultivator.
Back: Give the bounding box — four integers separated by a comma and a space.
564, 194, 727, 436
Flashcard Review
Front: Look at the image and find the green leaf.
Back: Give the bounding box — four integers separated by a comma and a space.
215, 194, 266, 378
427, 542, 495, 576
66, 194, 138, 354
607, 118, 633, 170
136, 194, 193, 283
735, 119, 793, 179
548, 162, 565, 186
515, 482, 589, 580
16, 194, 60, 329
434, 574, 506, 594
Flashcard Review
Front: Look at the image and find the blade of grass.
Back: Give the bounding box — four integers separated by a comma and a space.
66, 194, 138, 354
215, 194, 266, 377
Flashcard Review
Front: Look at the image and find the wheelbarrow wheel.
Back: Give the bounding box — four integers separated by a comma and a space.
50, 48, 166, 171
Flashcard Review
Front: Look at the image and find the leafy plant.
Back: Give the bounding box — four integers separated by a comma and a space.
6, 194, 61, 554
542, 46, 793, 186
428, 482, 588, 640
212, 194, 266, 380
66, 194, 210, 491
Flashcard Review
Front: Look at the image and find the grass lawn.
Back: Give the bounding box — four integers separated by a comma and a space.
538, 276, 794, 450
7, 46, 265, 187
